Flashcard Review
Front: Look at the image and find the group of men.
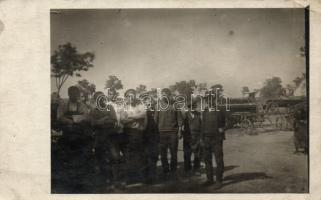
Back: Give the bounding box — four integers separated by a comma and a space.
51, 86, 226, 192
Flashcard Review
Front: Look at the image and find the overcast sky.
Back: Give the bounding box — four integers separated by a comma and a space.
51, 9, 306, 98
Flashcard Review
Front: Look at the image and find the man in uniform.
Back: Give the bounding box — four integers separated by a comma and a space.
141, 93, 160, 184
182, 102, 202, 176
120, 89, 147, 184
155, 88, 183, 179
201, 94, 226, 189
90, 91, 121, 188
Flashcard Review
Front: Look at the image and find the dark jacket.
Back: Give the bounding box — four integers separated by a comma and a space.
155, 102, 183, 132
90, 104, 117, 130
201, 108, 226, 140
144, 110, 160, 143
183, 111, 202, 138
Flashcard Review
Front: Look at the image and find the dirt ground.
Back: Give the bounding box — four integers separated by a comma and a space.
117, 129, 308, 193
52, 128, 309, 193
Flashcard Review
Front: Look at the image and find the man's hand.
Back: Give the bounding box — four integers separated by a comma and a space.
218, 128, 224, 133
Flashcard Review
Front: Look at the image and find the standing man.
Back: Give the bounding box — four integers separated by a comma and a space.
201, 94, 226, 189
182, 102, 202, 176
120, 89, 147, 184
141, 94, 160, 184
293, 102, 308, 154
90, 91, 121, 188
155, 88, 183, 180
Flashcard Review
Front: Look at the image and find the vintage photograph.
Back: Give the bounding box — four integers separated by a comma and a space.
50, 9, 309, 193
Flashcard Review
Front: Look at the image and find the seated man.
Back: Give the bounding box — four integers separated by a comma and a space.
57, 86, 89, 127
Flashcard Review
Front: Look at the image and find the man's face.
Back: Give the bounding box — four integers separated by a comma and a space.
125, 92, 136, 103
161, 92, 170, 102
69, 91, 80, 102
142, 96, 152, 109
161, 91, 167, 97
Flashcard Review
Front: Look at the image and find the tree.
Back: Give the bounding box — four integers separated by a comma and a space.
293, 73, 306, 88
169, 80, 196, 99
197, 82, 207, 90
144, 88, 158, 103
77, 79, 96, 100
149, 88, 158, 98
135, 84, 147, 96
192, 82, 207, 97
241, 86, 250, 97
210, 84, 224, 96
51, 43, 95, 95
104, 75, 123, 101
260, 77, 283, 99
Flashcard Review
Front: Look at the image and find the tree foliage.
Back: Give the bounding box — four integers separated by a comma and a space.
169, 80, 197, 99
135, 84, 147, 96
104, 75, 123, 100
147, 88, 158, 100
260, 77, 283, 99
210, 84, 224, 96
77, 79, 96, 100
241, 86, 250, 96
51, 43, 95, 95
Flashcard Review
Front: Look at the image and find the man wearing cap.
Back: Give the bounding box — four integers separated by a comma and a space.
89, 91, 121, 188
182, 101, 202, 176
155, 88, 183, 179
141, 93, 160, 184
201, 93, 226, 189
120, 89, 147, 184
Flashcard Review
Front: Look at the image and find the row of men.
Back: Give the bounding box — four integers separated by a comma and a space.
52, 86, 226, 191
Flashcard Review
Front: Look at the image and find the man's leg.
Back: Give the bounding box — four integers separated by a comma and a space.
126, 129, 145, 183
213, 140, 224, 186
144, 148, 158, 183
191, 134, 201, 172
94, 132, 111, 184
183, 137, 192, 173
159, 133, 170, 174
146, 138, 159, 183
193, 150, 201, 173
203, 142, 214, 184
109, 139, 122, 184
169, 133, 178, 174
124, 129, 135, 183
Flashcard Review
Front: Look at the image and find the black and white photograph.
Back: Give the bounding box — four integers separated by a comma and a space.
50, 8, 309, 194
